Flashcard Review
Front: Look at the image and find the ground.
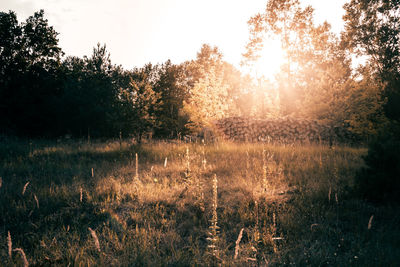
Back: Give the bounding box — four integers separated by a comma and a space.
0, 139, 399, 266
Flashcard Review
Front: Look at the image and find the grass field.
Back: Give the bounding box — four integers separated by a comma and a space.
0, 138, 399, 266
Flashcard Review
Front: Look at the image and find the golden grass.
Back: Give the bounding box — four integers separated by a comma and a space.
2, 139, 398, 266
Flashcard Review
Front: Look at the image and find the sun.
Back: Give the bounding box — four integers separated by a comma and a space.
253, 38, 286, 80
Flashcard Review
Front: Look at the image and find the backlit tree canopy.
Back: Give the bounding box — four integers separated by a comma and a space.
0, 6, 396, 143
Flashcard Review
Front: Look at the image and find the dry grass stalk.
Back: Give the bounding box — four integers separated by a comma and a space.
88, 227, 101, 252
262, 149, 274, 193
234, 228, 244, 260
135, 153, 139, 181
246, 150, 250, 179
262, 148, 267, 193
193, 174, 205, 211
273, 212, 276, 231
368, 215, 374, 230
201, 142, 207, 171
255, 200, 259, 227
7, 231, 12, 259
253, 200, 260, 243
22, 181, 30, 195
119, 130, 122, 148
185, 147, 190, 178
207, 174, 220, 258
271, 212, 279, 253
202, 155, 207, 171
271, 212, 281, 253
202, 158, 207, 171
33, 194, 39, 209
319, 153, 323, 168
164, 157, 168, 168
13, 248, 29, 267
328, 186, 332, 203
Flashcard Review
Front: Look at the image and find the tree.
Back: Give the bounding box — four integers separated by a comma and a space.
298, 35, 353, 130
183, 44, 240, 132
60, 44, 123, 137
118, 71, 161, 142
0, 10, 63, 136
343, 0, 400, 202
344, 66, 388, 140
343, 0, 400, 122
244, 0, 384, 140
153, 60, 191, 138
244, 0, 315, 115
184, 70, 229, 131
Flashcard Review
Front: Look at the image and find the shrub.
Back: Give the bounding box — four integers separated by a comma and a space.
355, 123, 400, 203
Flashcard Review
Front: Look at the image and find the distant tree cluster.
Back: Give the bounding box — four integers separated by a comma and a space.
243, 0, 390, 141
0, 4, 397, 147
0, 10, 259, 140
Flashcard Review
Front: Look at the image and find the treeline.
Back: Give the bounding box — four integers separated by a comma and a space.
0, 6, 396, 144
0, 10, 266, 140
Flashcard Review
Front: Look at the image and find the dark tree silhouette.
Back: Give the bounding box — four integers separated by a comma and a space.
0, 10, 63, 136
343, 0, 400, 202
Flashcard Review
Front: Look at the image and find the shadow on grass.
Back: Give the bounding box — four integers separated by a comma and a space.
0, 141, 162, 189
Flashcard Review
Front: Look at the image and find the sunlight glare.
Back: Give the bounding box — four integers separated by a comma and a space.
254, 38, 286, 80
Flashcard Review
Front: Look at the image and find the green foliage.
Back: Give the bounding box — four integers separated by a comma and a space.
118, 74, 161, 142
0, 10, 192, 139
342, 0, 400, 76
0, 6, 394, 145
152, 60, 191, 138
343, 0, 400, 122
343, 0, 400, 202
344, 67, 388, 139
184, 69, 229, 131
355, 124, 400, 202
184, 44, 255, 132
0, 10, 63, 136
60, 44, 124, 137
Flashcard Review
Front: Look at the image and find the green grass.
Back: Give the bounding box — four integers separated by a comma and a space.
0, 138, 399, 266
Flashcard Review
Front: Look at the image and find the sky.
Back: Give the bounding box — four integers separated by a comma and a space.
1, 0, 349, 78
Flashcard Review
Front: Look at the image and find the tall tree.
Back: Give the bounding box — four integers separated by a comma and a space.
118, 72, 161, 142
0, 10, 63, 136
343, 0, 400, 122
343, 0, 400, 202
244, 0, 382, 139
244, 0, 315, 115
184, 44, 240, 131
153, 60, 190, 138
60, 44, 124, 137
184, 70, 229, 131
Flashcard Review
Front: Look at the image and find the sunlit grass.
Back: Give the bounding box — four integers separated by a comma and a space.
0, 139, 398, 266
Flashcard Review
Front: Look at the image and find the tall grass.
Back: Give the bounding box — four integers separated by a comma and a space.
0, 138, 398, 266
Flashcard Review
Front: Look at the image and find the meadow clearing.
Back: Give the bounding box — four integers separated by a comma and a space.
0, 138, 399, 266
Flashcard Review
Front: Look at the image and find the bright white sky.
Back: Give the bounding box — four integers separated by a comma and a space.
1, 0, 349, 78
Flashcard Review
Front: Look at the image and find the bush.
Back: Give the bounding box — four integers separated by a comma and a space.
355, 123, 400, 203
